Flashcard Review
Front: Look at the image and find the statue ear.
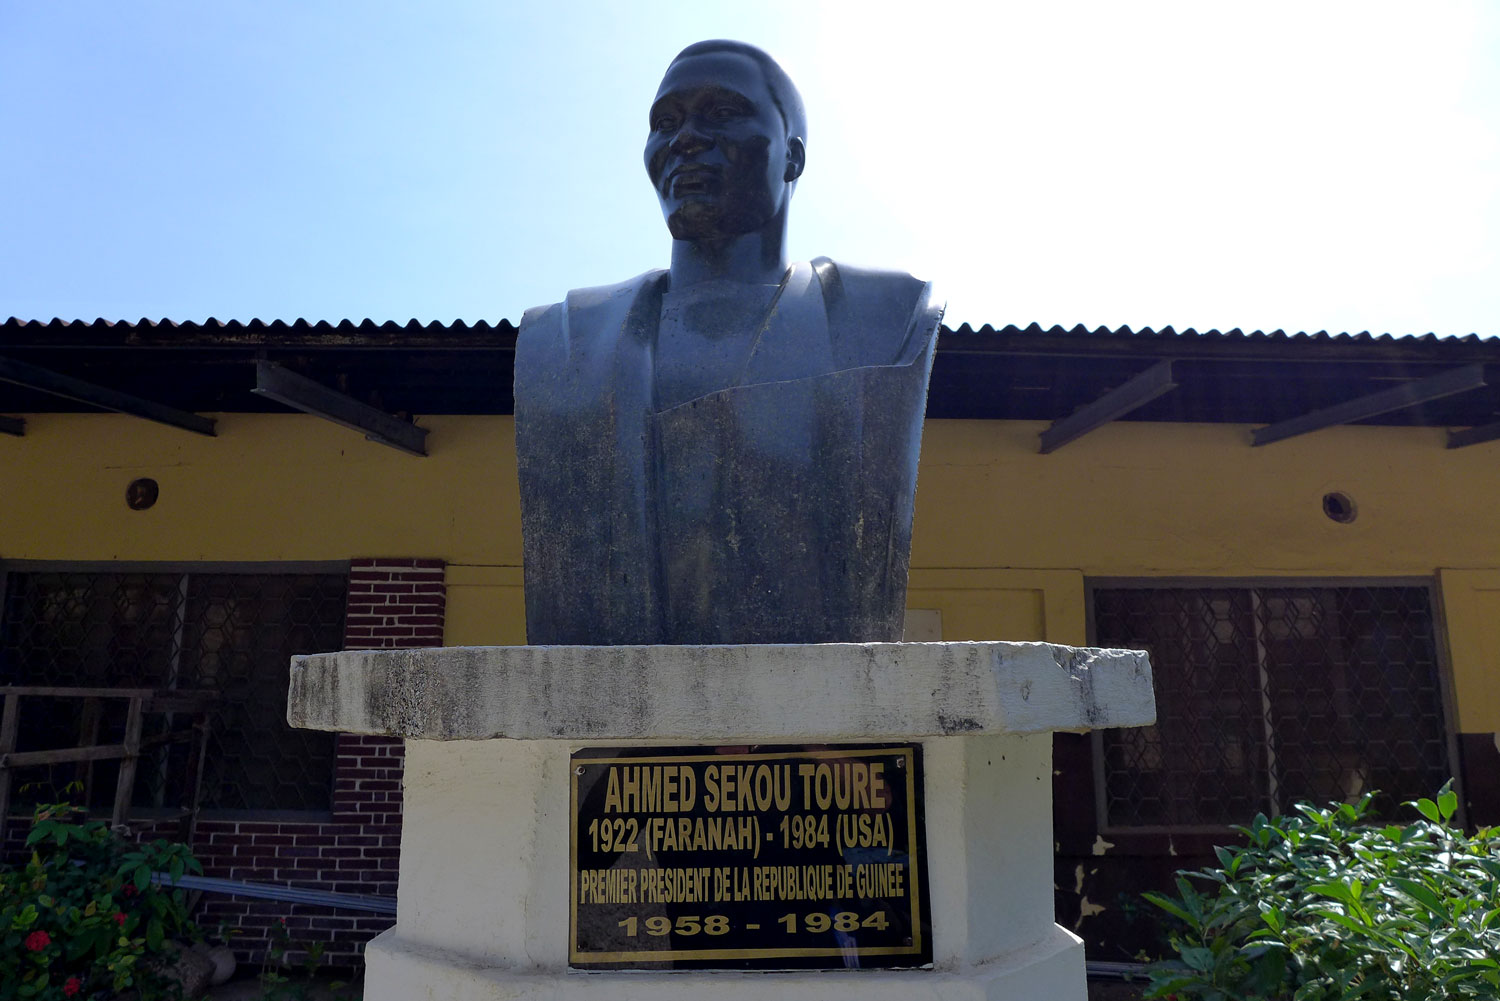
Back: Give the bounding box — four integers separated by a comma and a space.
784, 137, 806, 183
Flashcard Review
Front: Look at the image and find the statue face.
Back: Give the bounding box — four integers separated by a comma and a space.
644, 51, 801, 242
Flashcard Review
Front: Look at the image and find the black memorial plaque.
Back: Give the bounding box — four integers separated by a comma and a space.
569, 743, 932, 970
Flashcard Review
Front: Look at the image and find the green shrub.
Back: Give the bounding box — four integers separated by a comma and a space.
1144, 784, 1500, 1000
1, 804, 202, 1000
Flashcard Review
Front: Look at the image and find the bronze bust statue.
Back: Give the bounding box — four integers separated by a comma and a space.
515, 40, 943, 646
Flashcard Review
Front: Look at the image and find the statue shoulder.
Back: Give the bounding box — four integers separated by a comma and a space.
517, 269, 667, 358
562, 270, 667, 314
519, 269, 666, 327
811, 258, 922, 296
810, 258, 944, 367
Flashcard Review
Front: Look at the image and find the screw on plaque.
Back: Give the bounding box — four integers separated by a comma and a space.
896, 757, 905, 768
575, 765, 585, 776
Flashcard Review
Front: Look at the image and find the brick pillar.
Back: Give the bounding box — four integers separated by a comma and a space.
333, 558, 447, 832
196, 558, 447, 972
325, 559, 447, 961
344, 558, 447, 649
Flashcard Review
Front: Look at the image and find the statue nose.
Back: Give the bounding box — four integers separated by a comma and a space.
669, 124, 712, 155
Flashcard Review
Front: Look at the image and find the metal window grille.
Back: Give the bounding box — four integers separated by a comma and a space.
0, 568, 346, 814
1092, 583, 1453, 829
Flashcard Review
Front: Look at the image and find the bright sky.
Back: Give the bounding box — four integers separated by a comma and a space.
3, 0, 1496, 337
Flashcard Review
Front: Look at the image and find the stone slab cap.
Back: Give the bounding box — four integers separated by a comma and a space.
288, 642, 1154, 742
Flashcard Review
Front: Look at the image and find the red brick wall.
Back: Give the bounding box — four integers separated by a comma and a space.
344, 558, 447, 650
189, 813, 400, 970
193, 558, 443, 971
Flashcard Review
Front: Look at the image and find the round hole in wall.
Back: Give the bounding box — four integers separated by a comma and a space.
126, 478, 159, 511
1322, 491, 1356, 524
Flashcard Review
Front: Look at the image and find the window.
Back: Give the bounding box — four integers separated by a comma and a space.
0, 566, 347, 815
1092, 582, 1454, 829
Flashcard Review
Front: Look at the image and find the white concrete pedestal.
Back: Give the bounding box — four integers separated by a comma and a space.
288, 642, 1154, 1001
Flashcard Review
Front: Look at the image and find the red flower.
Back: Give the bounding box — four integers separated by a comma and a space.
63, 977, 82, 997
122, 883, 137, 897
24, 930, 51, 951
114, 912, 127, 927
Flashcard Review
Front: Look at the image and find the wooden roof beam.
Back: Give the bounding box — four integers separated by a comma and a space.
0, 416, 23, 437
1038, 359, 1179, 454
1252, 363, 1488, 447
0, 356, 216, 436
252, 360, 428, 456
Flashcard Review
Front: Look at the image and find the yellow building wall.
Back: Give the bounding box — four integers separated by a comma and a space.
2, 413, 1496, 730
906, 568, 1084, 646
445, 565, 527, 647
1438, 570, 1500, 732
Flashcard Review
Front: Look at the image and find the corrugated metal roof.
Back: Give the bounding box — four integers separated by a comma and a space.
1, 316, 518, 347
948, 321, 1495, 346
4, 316, 1494, 345
3, 317, 1499, 428
3, 317, 516, 332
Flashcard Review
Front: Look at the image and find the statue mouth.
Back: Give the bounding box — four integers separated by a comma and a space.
667, 165, 720, 196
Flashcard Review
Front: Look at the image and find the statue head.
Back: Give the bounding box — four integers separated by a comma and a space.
644, 40, 807, 244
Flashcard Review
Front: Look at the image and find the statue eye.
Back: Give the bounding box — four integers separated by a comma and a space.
709, 105, 741, 122
652, 114, 679, 133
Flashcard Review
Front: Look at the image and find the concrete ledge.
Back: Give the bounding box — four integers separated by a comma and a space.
288, 642, 1153, 741
364, 925, 1085, 1000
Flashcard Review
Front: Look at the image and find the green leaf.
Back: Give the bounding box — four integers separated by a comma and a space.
1414, 797, 1441, 823
1180, 945, 1213, 972
1389, 876, 1444, 915
1309, 881, 1354, 904
1142, 892, 1195, 925
1438, 786, 1459, 823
